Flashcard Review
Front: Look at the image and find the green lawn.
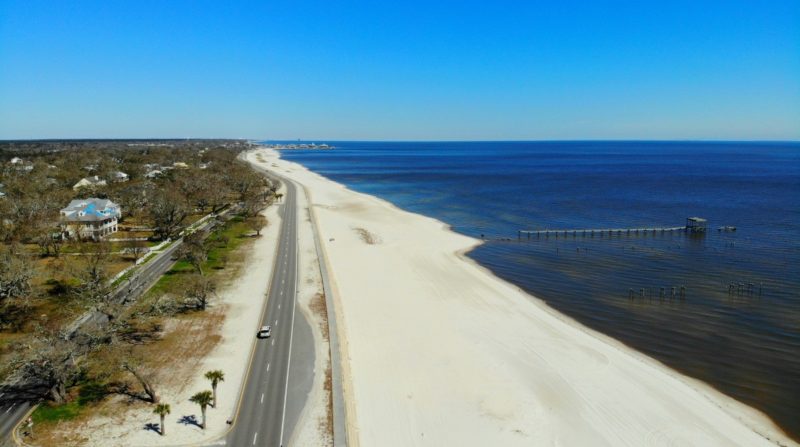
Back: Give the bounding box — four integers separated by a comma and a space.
32, 401, 83, 424
146, 214, 253, 297
31, 381, 108, 424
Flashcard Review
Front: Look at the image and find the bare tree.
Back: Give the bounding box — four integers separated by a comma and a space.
0, 245, 34, 305
17, 333, 81, 404
125, 239, 149, 263
228, 168, 265, 202
121, 358, 159, 403
73, 241, 113, 315
177, 231, 208, 275
183, 274, 216, 311
149, 190, 189, 240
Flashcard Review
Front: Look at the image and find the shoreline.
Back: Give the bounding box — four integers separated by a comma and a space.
254, 145, 798, 447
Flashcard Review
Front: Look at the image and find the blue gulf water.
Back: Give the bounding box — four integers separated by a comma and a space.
276, 141, 800, 440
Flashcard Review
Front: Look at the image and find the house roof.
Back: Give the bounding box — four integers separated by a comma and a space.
61, 198, 120, 222
74, 176, 107, 188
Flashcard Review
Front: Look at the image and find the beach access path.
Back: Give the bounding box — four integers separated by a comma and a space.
250, 147, 797, 447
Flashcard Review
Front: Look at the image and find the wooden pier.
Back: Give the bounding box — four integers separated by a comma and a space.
518, 217, 710, 240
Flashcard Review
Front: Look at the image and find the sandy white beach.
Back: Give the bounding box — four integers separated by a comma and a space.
249, 147, 797, 447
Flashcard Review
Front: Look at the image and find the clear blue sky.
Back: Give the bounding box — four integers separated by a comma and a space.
1, 0, 798, 140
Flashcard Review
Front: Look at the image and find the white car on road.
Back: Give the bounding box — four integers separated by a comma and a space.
257, 325, 272, 339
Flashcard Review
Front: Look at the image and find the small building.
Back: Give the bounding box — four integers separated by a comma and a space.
8, 158, 33, 172
73, 175, 107, 191
60, 198, 121, 240
686, 217, 707, 233
172, 162, 189, 169
145, 169, 163, 179
111, 171, 129, 182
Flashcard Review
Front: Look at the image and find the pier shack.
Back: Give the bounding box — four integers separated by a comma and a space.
686, 217, 707, 233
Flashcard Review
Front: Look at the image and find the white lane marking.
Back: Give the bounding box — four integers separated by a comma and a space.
271, 339, 275, 346
278, 303, 281, 308
253, 432, 258, 445
279, 222, 300, 447
5, 403, 15, 413
274, 319, 278, 325
260, 393, 264, 404
267, 363, 270, 372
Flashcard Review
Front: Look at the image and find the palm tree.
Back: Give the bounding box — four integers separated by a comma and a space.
204, 370, 225, 408
190, 390, 214, 429
153, 403, 171, 436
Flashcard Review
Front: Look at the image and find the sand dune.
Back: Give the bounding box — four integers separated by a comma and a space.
249, 148, 796, 447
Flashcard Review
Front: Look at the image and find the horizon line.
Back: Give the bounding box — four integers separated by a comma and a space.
1, 138, 799, 144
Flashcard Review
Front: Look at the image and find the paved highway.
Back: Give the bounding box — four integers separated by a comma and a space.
227, 177, 302, 447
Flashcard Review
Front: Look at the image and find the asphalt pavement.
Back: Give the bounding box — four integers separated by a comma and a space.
226, 177, 314, 447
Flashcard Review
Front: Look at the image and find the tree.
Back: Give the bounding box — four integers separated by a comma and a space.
18, 333, 81, 403
0, 245, 34, 305
153, 403, 171, 436
227, 168, 264, 202
241, 194, 267, 218
121, 357, 159, 403
246, 215, 267, 237
177, 231, 208, 276
149, 190, 189, 240
73, 242, 113, 315
206, 181, 231, 213
125, 239, 149, 263
189, 390, 213, 429
33, 225, 61, 257
183, 274, 216, 311
204, 370, 225, 408
115, 182, 152, 220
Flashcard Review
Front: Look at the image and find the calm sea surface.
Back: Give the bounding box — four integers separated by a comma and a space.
276, 141, 800, 440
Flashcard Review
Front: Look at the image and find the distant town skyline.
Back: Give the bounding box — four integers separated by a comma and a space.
1, 0, 798, 140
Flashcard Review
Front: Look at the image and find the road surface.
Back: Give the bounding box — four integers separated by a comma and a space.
226, 176, 312, 447
0, 398, 30, 443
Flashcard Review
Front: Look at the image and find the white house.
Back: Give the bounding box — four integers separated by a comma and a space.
111, 171, 129, 182
73, 176, 107, 191
8, 157, 33, 172
60, 198, 121, 240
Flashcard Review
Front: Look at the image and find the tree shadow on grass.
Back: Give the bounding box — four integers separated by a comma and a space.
178, 414, 202, 428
